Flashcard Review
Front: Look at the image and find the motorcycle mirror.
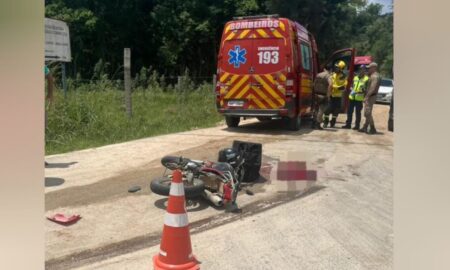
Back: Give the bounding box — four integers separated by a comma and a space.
186, 162, 197, 169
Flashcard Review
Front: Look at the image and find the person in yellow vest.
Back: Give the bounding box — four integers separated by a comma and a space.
342, 65, 369, 129
323, 60, 348, 128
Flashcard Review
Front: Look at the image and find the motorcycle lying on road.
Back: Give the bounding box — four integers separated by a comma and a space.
150, 148, 246, 211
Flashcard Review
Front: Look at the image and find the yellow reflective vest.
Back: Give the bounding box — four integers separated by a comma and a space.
349, 75, 369, 101
331, 72, 348, 97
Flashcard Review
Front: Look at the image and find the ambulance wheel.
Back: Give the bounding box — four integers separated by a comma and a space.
287, 116, 301, 131
225, 116, 240, 128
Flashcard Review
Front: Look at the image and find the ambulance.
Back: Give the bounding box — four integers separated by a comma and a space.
215, 15, 356, 130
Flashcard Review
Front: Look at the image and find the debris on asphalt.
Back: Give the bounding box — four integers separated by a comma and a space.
128, 186, 141, 193
47, 214, 81, 226
245, 189, 254, 196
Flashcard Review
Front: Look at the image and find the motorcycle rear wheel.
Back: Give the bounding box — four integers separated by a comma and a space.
150, 176, 205, 198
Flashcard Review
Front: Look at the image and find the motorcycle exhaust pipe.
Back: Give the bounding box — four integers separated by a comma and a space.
203, 189, 223, 207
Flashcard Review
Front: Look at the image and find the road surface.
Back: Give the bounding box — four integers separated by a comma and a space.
45, 105, 393, 270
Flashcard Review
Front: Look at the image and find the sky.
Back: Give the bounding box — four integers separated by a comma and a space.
368, 0, 393, 14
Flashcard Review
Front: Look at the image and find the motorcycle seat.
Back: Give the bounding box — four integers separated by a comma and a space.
212, 162, 234, 174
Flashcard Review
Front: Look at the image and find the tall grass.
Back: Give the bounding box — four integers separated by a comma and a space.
45, 81, 223, 155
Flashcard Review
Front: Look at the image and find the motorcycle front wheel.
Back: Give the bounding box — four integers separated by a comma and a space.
150, 176, 205, 198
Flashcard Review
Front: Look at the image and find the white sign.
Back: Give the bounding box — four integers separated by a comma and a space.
257, 47, 280, 64
45, 18, 71, 62
229, 20, 280, 30
257, 51, 279, 64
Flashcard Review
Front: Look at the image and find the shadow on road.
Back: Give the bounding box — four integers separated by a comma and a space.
280, 184, 326, 199
223, 118, 316, 136
319, 128, 338, 132
45, 177, 65, 187
46, 162, 78, 169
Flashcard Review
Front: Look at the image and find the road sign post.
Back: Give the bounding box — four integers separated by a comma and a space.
61, 63, 67, 98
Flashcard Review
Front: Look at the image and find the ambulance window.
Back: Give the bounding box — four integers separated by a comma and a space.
300, 43, 311, 71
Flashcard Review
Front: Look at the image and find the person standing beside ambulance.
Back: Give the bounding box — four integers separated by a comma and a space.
359, 62, 381, 134
323, 60, 348, 128
312, 64, 332, 130
342, 65, 369, 129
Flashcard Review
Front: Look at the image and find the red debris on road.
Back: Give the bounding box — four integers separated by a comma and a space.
47, 214, 81, 225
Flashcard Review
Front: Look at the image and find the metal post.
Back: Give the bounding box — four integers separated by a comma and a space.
124, 48, 132, 118
177, 76, 182, 91
177, 76, 183, 106
212, 74, 217, 94
61, 62, 67, 98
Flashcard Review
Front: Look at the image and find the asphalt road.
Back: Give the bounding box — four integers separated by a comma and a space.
45, 105, 393, 270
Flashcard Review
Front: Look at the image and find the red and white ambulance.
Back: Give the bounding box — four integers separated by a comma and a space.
215, 15, 356, 130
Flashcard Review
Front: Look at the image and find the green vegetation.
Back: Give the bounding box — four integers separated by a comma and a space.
46, 81, 222, 154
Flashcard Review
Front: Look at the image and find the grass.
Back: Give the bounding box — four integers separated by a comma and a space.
45, 82, 223, 155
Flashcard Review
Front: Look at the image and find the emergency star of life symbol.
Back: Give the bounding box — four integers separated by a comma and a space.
228, 45, 247, 68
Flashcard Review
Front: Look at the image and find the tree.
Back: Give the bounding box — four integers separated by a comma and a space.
45, 0, 393, 79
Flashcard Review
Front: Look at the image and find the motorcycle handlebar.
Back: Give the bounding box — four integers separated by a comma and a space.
161, 155, 204, 170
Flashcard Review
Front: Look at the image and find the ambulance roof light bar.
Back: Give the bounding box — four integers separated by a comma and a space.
232, 14, 279, 20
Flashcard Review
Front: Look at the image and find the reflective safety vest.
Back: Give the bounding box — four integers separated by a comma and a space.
349, 75, 369, 101
331, 72, 348, 97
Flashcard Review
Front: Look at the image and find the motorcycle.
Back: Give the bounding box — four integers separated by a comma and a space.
150, 151, 246, 210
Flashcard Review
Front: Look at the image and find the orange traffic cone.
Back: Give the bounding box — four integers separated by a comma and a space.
153, 169, 200, 270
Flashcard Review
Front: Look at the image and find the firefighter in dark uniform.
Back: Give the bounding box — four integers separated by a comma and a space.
359, 62, 381, 134
312, 64, 332, 130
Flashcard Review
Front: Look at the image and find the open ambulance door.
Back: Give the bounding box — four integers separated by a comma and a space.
322, 48, 356, 113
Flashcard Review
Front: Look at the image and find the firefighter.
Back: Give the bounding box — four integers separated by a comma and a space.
359, 62, 381, 134
342, 65, 369, 129
323, 60, 348, 128
312, 64, 332, 130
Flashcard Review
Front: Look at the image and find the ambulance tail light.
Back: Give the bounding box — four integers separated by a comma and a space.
285, 74, 295, 97
215, 84, 220, 96
215, 74, 221, 97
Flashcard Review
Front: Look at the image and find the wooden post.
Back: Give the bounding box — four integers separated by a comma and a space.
177, 76, 182, 92
124, 48, 132, 118
176, 76, 183, 105
183, 75, 187, 103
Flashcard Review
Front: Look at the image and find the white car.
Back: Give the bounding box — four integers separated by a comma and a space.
376, 78, 394, 104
